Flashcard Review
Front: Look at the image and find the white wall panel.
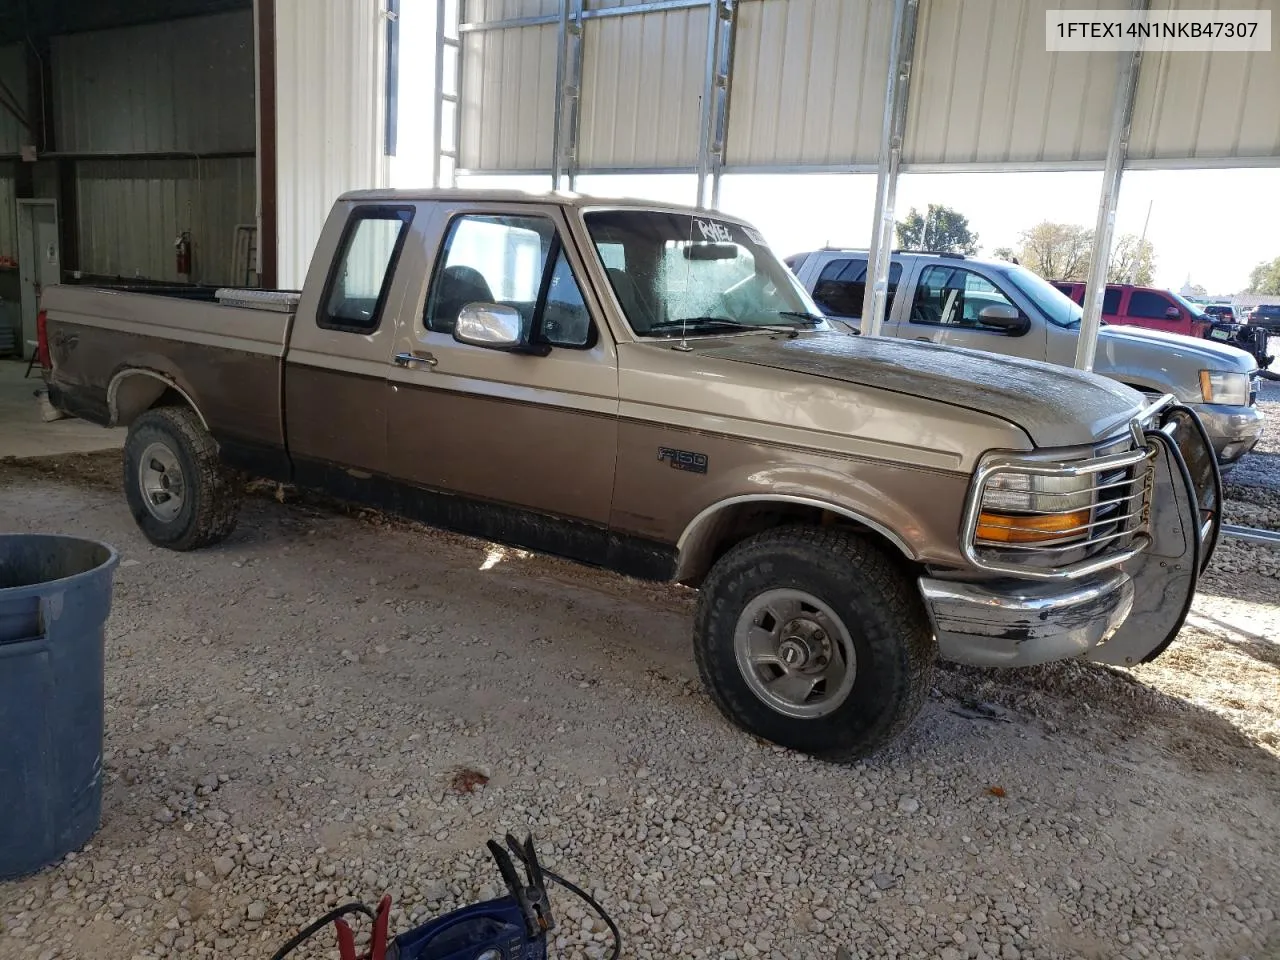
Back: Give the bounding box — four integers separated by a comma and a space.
275, 0, 389, 288
458, 24, 557, 171
904, 0, 1120, 166
1130, 0, 1280, 164
578, 7, 708, 168
0, 44, 27, 156
726, 0, 892, 168
52, 11, 255, 155
76, 157, 256, 285
468, 0, 559, 22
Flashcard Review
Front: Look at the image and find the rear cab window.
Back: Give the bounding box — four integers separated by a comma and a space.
320, 206, 414, 333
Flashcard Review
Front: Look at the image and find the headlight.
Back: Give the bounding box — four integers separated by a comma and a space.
977, 472, 1093, 544
1198, 369, 1250, 406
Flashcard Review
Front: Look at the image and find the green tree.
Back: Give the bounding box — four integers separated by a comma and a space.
895, 204, 979, 256
1247, 256, 1280, 295
1106, 234, 1156, 286
991, 246, 1017, 262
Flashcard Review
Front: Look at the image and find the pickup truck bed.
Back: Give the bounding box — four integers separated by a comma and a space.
46, 285, 293, 481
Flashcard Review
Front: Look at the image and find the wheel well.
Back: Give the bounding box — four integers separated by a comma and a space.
111, 372, 205, 429
675, 501, 915, 587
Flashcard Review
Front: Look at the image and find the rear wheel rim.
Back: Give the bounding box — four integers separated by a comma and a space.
733, 588, 857, 719
138, 441, 186, 522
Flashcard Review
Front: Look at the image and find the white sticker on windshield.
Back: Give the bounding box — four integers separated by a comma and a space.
742, 227, 766, 246
694, 219, 734, 243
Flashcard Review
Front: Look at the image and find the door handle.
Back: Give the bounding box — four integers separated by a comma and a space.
394, 351, 438, 368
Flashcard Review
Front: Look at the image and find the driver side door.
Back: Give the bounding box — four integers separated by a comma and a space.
907, 265, 1047, 360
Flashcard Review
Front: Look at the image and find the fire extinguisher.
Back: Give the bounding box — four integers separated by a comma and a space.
175, 231, 192, 278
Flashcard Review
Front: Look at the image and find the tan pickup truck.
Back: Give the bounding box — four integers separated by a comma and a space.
42, 189, 1221, 760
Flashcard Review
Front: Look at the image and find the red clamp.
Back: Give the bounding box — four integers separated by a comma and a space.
335, 895, 393, 960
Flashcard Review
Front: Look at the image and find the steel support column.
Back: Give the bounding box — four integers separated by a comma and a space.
861, 0, 919, 337
552, 0, 585, 191
696, 0, 735, 209
1074, 2, 1148, 371
433, 0, 463, 188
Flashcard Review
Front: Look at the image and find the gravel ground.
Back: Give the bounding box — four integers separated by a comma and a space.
2, 428, 1279, 960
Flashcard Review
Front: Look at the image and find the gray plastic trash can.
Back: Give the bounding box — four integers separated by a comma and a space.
0, 534, 118, 881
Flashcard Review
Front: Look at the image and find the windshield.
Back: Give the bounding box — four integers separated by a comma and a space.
583, 209, 826, 337
1003, 265, 1083, 328
1169, 291, 1207, 318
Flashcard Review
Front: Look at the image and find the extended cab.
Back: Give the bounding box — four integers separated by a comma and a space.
788, 250, 1264, 465
43, 190, 1221, 760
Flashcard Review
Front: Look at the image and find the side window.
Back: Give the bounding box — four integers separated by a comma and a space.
321, 207, 413, 332
912, 266, 1018, 328
1128, 290, 1176, 320
1102, 288, 1122, 315
424, 214, 594, 348
811, 259, 901, 318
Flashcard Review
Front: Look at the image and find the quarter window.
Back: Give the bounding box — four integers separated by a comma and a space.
424, 214, 594, 348
811, 258, 901, 318
1102, 288, 1122, 315
911, 266, 1019, 328
320, 207, 413, 333
1128, 290, 1176, 319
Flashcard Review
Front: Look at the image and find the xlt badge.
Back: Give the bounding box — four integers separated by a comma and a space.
658, 447, 709, 474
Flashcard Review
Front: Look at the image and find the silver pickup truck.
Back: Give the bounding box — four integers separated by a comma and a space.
787, 249, 1264, 465
42, 189, 1221, 760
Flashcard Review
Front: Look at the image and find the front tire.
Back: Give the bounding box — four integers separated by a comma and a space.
123, 406, 240, 551
694, 526, 935, 761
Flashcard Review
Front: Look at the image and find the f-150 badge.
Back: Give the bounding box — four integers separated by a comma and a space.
658, 447, 709, 474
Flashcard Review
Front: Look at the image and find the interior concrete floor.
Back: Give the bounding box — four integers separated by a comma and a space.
0, 359, 125, 459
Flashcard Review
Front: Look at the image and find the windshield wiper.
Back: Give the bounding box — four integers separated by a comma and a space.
774, 311, 827, 326
648, 317, 800, 337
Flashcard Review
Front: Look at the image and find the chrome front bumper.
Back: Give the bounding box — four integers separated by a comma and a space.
919, 571, 1135, 668
1193, 402, 1263, 464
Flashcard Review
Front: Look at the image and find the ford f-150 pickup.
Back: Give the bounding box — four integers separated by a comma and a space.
42, 189, 1221, 760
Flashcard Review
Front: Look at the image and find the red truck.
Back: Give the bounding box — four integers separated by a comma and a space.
1050, 282, 1213, 339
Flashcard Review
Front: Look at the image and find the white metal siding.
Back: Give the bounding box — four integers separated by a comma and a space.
467, 0, 559, 22
275, 0, 389, 288
1130, 0, 1280, 164
724, 0, 893, 168
0, 44, 27, 155
578, 7, 709, 168
52, 11, 256, 155
904, 0, 1121, 166
458, 24, 558, 171
75, 157, 256, 285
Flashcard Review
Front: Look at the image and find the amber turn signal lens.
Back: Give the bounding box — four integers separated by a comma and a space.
976, 509, 1090, 543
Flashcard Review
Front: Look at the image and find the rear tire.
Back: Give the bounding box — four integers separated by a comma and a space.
123, 406, 240, 551
693, 526, 935, 761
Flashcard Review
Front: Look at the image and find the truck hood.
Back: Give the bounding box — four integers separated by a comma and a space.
1097, 324, 1258, 373
698, 333, 1144, 448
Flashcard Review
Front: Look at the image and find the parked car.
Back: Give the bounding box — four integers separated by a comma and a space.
42, 190, 1218, 760
1203, 304, 1239, 323
1051, 281, 1213, 339
790, 249, 1263, 465
1248, 304, 1280, 332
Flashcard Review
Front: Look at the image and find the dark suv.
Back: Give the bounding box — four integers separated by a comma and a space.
1204, 304, 1239, 323
1249, 304, 1280, 332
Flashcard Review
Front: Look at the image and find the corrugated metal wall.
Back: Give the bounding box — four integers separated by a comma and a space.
75, 157, 256, 284
275, 0, 389, 288
458, 24, 558, 171
904, 0, 1121, 166
52, 11, 255, 154
578, 7, 709, 168
726, 0, 892, 169
0, 43, 27, 155
468, 0, 558, 20
0, 166, 16, 259
1130, 0, 1280, 164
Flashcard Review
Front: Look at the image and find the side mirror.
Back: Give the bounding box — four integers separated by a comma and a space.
454, 302, 526, 351
1165, 306, 1181, 320
978, 303, 1031, 336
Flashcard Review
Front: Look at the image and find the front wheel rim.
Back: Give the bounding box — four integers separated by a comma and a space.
137, 441, 186, 522
733, 588, 858, 719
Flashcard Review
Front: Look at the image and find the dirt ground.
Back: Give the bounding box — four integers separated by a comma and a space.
1, 445, 1279, 960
